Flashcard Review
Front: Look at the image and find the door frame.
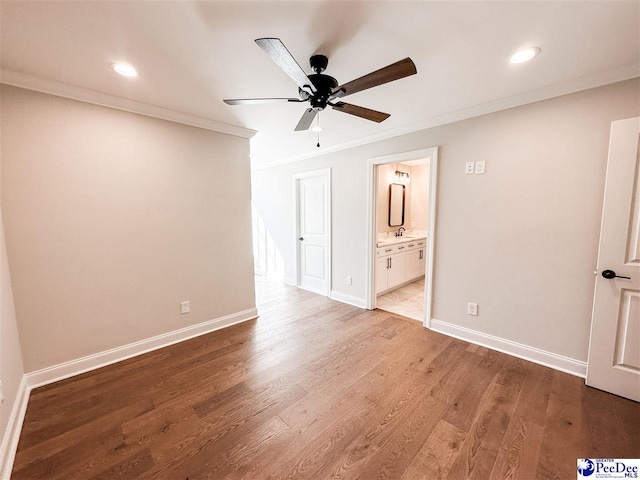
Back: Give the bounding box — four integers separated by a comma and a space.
292, 168, 332, 297
365, 147, 439, 328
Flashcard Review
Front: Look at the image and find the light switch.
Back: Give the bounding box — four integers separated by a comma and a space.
465, 162, 475, 175
475, 161, 486, 174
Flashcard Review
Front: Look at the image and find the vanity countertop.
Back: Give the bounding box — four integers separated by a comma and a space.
376, 235, 426, 248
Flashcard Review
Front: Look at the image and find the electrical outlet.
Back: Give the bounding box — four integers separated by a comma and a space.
346, 276, 352, 285
468, 303, 478, 316
411, 221, 416, 228
181, 301, 190, 314
465, 162, 475, 175
475, 161, 486, 174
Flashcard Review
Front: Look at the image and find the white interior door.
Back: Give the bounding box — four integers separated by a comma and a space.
295, 170, 331, 296
586, 117, 640, 402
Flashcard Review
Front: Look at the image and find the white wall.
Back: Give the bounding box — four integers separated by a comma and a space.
0, 108, 25, 472
1, 85, 256, 373
410, 164, 430, 231
252, 78, 640, 363
0, 214, 24, 471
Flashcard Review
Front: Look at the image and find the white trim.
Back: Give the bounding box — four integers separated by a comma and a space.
0, 376, 29, 480
366, 148, 438, 332
292, 168, 332, 297
330, 291, 367, 309
252, 63, 639, 171
0, 70, 256, 139
283, 276, 296, 286
430, 319, 587, 378
424, 149, 438, 329
25, 308, 258, 389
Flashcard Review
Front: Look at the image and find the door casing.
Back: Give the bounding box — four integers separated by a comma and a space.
365, 147, 439, 328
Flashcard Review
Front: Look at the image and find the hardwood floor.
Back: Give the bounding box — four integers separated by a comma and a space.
12, 278, 640, 479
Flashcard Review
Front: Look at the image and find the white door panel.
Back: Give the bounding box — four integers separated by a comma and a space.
296, 171, 331, 296
303, 244, 324, 279
302, 184, 325, 234
587, 117, 640, 402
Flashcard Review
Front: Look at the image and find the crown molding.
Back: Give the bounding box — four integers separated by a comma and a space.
0, 70, 257, 139
252, 62, 640, 171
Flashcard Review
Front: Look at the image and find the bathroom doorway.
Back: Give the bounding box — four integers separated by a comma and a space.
365, 148, 438, 327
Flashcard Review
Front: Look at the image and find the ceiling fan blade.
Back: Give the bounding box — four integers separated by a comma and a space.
295, 108, 318, 131
332, 57, 416, 99
223, 98, 303, 105
331, 102, 390, 123
255, 38, 316, 94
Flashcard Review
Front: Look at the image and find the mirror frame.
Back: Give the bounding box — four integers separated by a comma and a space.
388, 183, 406, 227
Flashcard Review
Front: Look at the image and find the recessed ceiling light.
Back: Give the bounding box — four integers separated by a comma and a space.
311, 126, 323, 132
109, 63, 138, 77
509, 47, 541, 64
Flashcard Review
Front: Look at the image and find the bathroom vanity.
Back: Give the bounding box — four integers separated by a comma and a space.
375, 236, 426, 294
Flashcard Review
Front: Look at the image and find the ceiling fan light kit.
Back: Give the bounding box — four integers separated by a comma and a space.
224, 38, 417, 140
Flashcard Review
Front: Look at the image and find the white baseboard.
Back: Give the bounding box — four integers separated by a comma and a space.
430, 319, 587, 378
283, 276, 296, 286
0, 376, 29, 479
330, 291, 367, 309
26, 308, 258, 389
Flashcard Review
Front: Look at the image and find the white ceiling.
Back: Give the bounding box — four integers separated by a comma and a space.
1, 1, 638, 168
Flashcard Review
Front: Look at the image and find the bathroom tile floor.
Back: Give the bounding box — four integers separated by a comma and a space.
376, 277, 425, 321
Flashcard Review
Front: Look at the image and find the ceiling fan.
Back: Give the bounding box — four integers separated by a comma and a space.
223, 38, 417, 132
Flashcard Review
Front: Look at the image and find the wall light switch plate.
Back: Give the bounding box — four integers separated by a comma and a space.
475, 161, 486, 174
346, 276, 352, 285
181, 301, 190, 314
465, 162, 475, 175
468, 303, 478, 316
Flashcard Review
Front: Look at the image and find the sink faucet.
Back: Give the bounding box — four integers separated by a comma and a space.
396, 227, 406, 237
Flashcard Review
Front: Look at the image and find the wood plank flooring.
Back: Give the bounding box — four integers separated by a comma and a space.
12, 278, 640, 479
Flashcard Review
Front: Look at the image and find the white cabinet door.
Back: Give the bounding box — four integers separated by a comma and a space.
417, 248, 426, 276
388, 252, 406, 288
405, 249, 419, 280
375, 256, 389, 294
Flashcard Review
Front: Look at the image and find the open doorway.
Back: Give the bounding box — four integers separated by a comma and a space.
366, 148, 438, 327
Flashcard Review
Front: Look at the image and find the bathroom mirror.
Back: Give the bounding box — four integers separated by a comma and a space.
388, 183, 405, 227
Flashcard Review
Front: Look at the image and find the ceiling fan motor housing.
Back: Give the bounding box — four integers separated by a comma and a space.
303, 72, 338, 110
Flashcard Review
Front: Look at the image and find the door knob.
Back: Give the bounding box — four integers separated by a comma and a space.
602, 269, 631, 280
299, 237, 304, 241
